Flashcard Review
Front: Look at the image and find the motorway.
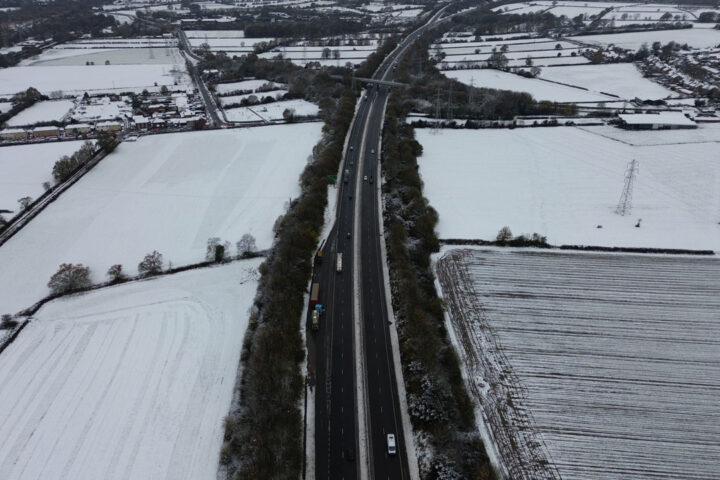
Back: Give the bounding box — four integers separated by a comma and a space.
310, 6, 450, 480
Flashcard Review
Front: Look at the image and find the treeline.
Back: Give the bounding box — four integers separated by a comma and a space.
244, 17, 366, 39
451, 9, 566, 36
220, 70, 361, 480
382, 95, 496, 480
0, 87, 44, 125
0, 0, 115, 46
203, 54, 352, 104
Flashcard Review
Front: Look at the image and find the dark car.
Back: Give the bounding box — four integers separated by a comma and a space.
344, 447, 355, 462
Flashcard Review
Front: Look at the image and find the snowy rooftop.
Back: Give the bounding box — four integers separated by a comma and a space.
1, 128, 27, 134
618, 112, 696, 126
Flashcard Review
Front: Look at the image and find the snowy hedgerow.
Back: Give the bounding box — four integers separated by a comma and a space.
408, 375, 451, 424
47, 263, 92, 295
138, 251, 163, 277
432, 454, 462, 480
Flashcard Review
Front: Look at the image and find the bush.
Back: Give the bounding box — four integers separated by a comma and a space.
47, 263, 92, 295
1, 314, 19, 330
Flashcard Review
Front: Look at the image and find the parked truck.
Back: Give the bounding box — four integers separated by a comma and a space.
336, 253, 343, 273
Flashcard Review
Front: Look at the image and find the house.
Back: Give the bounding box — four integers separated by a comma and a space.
617, 112, 697, 130
132, 115, 149, 130
33, 126, 61, 138
65, 123, 92, 136
0, 128, 28, 141
96, 121, 122, 132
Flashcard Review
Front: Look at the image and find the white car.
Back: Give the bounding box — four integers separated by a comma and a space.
363, 175, 368, 181
387, 434, 396, 455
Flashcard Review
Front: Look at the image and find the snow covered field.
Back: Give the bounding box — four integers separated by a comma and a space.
0, 124, 321, 314
219, 90, 288, 106
24, 47, 185, 67
416, 126, 720, 251
571, 28, 720, 50
442, 69, 612, 102
0, 260, 261, 480
436, 248, 720, 480
434, 38, 591, 67
224, 99, 319, 122
0, 65, 191, 96
537, 63, 676, 100
6, 100, 75, 126
215, 79, 283, 95
0, 141, 88, 213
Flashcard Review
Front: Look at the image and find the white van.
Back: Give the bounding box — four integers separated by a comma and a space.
386, 433, 396, 455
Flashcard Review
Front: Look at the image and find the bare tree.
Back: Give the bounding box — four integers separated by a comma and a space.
496, 226, 513, 245
107, 264, 126, 283
48, 263, 92, 294
138, 251, 163, 277
237, 233, 257, 258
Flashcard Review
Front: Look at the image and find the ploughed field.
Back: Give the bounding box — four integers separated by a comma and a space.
436, 248, 720, 480
0, 261, 261, 480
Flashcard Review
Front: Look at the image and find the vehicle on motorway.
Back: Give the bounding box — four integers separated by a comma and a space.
370, 149, 375, 154
387, 434, 396, 455
364, 175, 368, 181
310, 282, 320, 307
311, 309, 320, 331
347, 232, 351, 239
350, 145, 354, 151
344, 169, 350, 184
369, 176, 373, 184
344, 447, 355, 462
336, 253, 343, 273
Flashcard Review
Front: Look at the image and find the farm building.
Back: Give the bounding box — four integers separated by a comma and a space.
0, 128, 28, 141
618, 112, 697, 130
32, 126, 61, 138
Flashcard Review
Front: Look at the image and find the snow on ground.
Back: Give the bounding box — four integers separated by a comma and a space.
214, 79, 284, 95
571, 28, 720, 50
186, 37, 275, 49
219, 90, 288, 106
0, 101, 14, 114
0, 259, 261, 480
185, 30, 246, 38
416, 126, 720, 251
6, 100, 75, 126
224, 99, 319, 122
24, 48, 185, 66
537, 63, 676, 100
0, 124, 321, 314
442, 69, 611, 102
0, 141, 88, 213
0, 65, 191, 96
435, 247, 720, 480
